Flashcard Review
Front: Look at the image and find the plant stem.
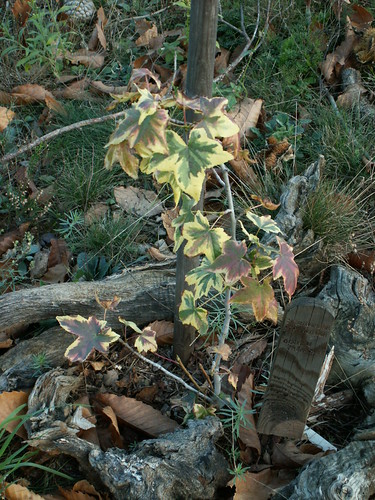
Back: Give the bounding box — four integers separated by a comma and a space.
212, 164, 236, 396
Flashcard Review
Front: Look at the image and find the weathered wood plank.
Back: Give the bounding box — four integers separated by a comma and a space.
257, 297, 334, 439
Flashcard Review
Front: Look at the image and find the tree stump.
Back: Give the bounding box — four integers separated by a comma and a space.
257, 297, 335, 439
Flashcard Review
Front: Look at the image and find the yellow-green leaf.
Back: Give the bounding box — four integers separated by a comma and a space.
184, 211, 230, 261
104, 142, 140, 178
179, 290, 208, 335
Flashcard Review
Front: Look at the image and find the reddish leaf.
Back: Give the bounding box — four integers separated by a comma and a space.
210, 240, 251, 284
95, 294, 121, 311
230, 277, 276, 323
251, 194, 280, 211
57, 315, 120, 362
47, 238, 71, 268
273, 237, 299, 299
11, 0, 31, 26
0, 222, 30, 258
349, 5, 373, 30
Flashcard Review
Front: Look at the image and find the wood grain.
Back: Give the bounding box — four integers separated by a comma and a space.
257, 297, 334, 439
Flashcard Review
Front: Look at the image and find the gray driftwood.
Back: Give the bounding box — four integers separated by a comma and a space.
0, 327, 71, 393
88, 417, 229, 500
0, 263, 175, 336
317, 265, 375, 406
26, 368, 229, 499
274, 440, 375, 499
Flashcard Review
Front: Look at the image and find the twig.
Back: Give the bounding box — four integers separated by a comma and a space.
199, 362, 214, 391
211, 165, 237, 395
214, 2, 258, 83
119, 339, 213, 403
176, 355, 203, 392
0, 110, 128, 165
121, 6, 169, 22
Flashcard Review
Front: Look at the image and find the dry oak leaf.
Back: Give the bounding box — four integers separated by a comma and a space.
321, 22, 357, 84
96, 393, 179, 437
60, 479, 104, 499
233, 468, 294, 500
237, 373, 261, 456
147, 320, 174, 345
53, 79, 92, 101
66, 50, 105, 69
114, 185, 163, 217
47, 238, 71, 268
229, 97, 263, 138
0, 222, 30, 258
0, 391, 29, 439
0, 107, 15, 132
349, 4, 373, 31
3, 483, 45, 500
11, 84, 65, 114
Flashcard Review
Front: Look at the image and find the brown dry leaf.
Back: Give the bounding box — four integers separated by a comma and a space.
0, 222, 30, 258
336, 81, 367, 107
0, 90, 13, 105
135, 23, 163, 51
53, 79, 92, 100
238, 373, 261, 456
4, 483, 45, 500
148, 245, 175, 261
66, 50, 105, 69
229, 151, 260, 188
89, 80, 128, 95
208, 343, 232, 360
90, 361, 105, 371
0, 107, 15, 132
271, 441, 325, 468
321, 22, 356, 84
114, 186, 163, 217
48, 238, 71, 268
347, 250, 375, 273
0, 391, 29, 438
101, 405, 123, 448
229, 98, 263, 138
0, 331, 13, 348
84, 202, 108, 225
60, 479, 103, 499
354, 27, 375, 63
228, 362, 251, 392
136, 385, 159, 404
153, 63, 173, 84
214, 47, 230, 77
147, 320, 174, 345
11, 0, 31, 26
251, 195, 280, 211
96, 393, 179, 437
75, 396, 100, 447
11, 84, 65, 114
349, 4, 373, 30
161, 208, 178, 241
236, 339, 268, 365
41, 263, 68, 283
233, 468, 294, 499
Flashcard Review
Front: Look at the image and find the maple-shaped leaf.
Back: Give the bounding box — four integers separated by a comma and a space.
171, 195, 195, 252
230, 277, 276, 323
135, 87, 160, 117
179, 290, 208, 335
186, 257, 224, 298
249, 251, 274, 275
246, 212, 281, 234
273, 237, 299, 299
183, 211, 230, 261
129, 68, 161, 89
56, 315, 120, 362
175, 91, 202, 112
209, 240, 251, 284
118, 317, 143, 333
106, 105, 168, 158
134, 327, 158, 354
104, 142, 139, 178
194, 96, 239, 139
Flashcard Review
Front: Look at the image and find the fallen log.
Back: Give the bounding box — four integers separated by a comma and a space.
0, 263, 176, 336
273, 439, 375, 499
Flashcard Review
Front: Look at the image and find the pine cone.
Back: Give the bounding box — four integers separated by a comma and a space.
63, 0, 96, 21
